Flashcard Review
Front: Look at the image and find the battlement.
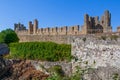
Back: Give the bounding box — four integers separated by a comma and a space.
15, 30, 28, 35
36, 25, 83, 35
15, 23, 84, 35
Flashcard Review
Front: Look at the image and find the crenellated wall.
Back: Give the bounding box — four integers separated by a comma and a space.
15, 30, 29, 35
37, 25, 83, 36
14, 10, 113, 43
14, 10, 112, 36
16, 25, 84, 36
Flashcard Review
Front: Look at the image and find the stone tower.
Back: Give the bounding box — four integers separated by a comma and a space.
102, 10, 112, 32
28, 21, 33, 34
33, 19, 38, 34
14, 23, 26, 31
83, 14, 89, 34
104, 10, 111, 27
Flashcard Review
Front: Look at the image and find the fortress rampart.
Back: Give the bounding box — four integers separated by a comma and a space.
18, 35, 71, 44
14, 10, 113, 43
15, 24, 84, 36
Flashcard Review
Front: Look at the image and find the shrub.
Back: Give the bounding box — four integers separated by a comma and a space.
53, 65, 64, 76
0, 29, 19, 44
46, 73, 61, 80
82, 37, 86, 42
112, 73, 119, 80
48, 65, 64, 77
9, 42, 71, 61
101, 36, 107, 40
47, 66, 90, 80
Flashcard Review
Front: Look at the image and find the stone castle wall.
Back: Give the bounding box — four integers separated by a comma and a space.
14, 10, 113, 43
18, 35, 71, 44
15, 25, 84, 36
36, 25, 83, 35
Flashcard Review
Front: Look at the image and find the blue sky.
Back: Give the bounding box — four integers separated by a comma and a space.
0, 0, 120, 32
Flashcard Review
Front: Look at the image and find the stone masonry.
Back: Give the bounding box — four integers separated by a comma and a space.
72, 36, 120, 80
14, 10, 112, 43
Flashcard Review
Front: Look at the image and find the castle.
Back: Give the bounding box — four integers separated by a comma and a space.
14, 10, 113, 43
15, 10, 112, 35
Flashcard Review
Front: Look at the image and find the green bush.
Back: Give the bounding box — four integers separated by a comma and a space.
48, 65, 64, 77
9, 42, 71, 61
47, 66, 86, 80
82, 37, 86, 42
112, 73, 119, 80
0, 29, 19, 44
101, 36, 107, 40
46, 73, 62, 80
47, 65, 64, 80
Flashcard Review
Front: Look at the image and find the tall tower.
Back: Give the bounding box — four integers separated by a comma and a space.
33, 19, 38, 34
83, 14, 89, 34
103, 10, 112, 32
104, 10, 111, 27
28, 21, 33, 34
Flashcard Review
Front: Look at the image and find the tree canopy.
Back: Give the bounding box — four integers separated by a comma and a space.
0, 29, 19, 44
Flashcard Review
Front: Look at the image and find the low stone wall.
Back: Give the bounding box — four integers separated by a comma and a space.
72, 36, 120, 80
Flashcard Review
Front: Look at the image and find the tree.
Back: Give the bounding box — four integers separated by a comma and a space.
0, 29, 19, 44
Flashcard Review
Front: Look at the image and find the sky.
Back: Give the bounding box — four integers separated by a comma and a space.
0, 0, 120, 32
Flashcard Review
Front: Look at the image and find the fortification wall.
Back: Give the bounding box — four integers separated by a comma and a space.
16, 25, 84, 36
15, 30, 28, 35
18, 35, 73, 44
15, 10, 113, 38
17, 25, 84, 43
